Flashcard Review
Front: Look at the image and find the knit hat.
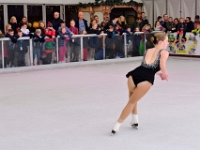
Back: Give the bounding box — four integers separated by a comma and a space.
47, 21, 53, 27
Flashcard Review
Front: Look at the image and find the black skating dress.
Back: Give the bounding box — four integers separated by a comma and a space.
126, 49, 164, 86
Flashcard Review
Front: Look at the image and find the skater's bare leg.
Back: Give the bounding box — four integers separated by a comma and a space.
117, 81, 151, 123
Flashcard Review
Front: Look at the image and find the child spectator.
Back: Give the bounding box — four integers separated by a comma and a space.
59, 27, 72, 63
42, 22, 56, 64
20, 23, 30, 37
88, 23, 101, 60
154, 21, 165, 31
124, 27, 132, 56
42, 37, 55, 65
69, 20, 79, 62
33, 29, 45, 65
44, 22, 56, 38
58, 20, 73, 35
82, 30, 89, 61
6, 29, 19, 67
15, 30, 28, 66
105, 25, 118, 59
132, 27, 142, 56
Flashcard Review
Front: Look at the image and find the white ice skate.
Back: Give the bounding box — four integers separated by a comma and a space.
130, 114, 139, 130
111, 122, 121, 135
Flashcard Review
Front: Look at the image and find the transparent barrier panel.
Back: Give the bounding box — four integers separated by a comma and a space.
32, 37, 57, 65
57, 36, 82, 63
0, 41, 3, 68
4, 38, 30, 68
69, 37, 80, 62
129, 33, 145, 57
105, 34, 125, 59
81, 35, 104, 61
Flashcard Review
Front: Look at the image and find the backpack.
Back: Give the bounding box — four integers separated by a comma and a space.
45, 41, 54, 50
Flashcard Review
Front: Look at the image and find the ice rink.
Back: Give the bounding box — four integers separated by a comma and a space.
0, 57, 200, 150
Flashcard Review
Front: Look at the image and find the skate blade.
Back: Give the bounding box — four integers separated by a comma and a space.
131, 124, 138, 130
111, 130, 116, 136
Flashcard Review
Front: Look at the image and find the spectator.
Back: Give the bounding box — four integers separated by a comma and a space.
132, 27, 142, 56
42, 22, 56, 65
105, 16, 119, 31
117, 15, 127, 30
5, 24, 12, 36
39, 20, 46, 34
141, 12, 149, 28
32, 29, 45, 65
177, 17, 187, 39
75, 11, 89, 34
185, 17, 194, 32
194, 15, 200, 29
172, 18, 179, 33
58, 27, 72, 63
157, 16, 164, 26
6, 29, 19, 67
166, 17, 173, 33
51, 12, 63, 32
105, 25, 118, 59
15, 29, 27, 66
68, 20, 79, 62
82, 30, 89, 61
162, 14, 168, 29
90, 15, 100, 29
88, 23, 101, 60
10, 16, 19, 34
131, 17, 143, 31
19, 16, 29, 29
154, 20, 165, 31
58, 20, 73, 35
44, 22, 56, 38
94, 15, 100, 27
89, 19, 100, 29
20, 23, 30, 37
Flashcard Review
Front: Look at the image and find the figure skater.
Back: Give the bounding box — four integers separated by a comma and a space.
111, 32, 169, 134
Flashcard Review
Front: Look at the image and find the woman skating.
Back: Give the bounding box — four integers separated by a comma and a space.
111, 32, 169, 134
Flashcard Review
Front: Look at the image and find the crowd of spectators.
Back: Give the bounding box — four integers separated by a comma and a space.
0, 11, 200, 68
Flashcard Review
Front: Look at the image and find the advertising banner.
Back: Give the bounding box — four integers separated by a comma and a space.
168, 32, 200, 55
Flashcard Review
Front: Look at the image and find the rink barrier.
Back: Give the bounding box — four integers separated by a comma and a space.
0, 31, 199, 71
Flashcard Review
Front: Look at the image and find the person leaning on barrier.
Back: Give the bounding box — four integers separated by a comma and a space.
6, 29, 19, 67
32, 29, 45, 65
15, 29, 28, 67
88, 23, 101, 60
0, 30, 6, 68
68, 20, 79, 62
105, 25, 118, 59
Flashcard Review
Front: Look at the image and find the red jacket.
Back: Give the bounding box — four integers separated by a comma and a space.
44, 28, 56, 37
69, 27, 78, 35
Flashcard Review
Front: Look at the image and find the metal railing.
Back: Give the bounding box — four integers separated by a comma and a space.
0, 32, 153, 69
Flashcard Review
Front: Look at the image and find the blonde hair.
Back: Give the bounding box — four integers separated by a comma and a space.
154, 32, 167, 44
118, 15, 127, 25
142, 24, 151, 30
10, 16, 17, 23
5, 24, 12, 32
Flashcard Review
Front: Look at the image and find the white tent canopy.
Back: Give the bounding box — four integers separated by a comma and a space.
142, 0, 198, 26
